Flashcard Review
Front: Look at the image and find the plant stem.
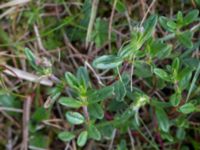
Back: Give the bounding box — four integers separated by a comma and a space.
86, 0, 99, 48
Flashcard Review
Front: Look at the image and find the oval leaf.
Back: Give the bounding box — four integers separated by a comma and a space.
170, 93, 181, 107
154, 68, 171, 81
88, 124, 101, 141
59, 97, 83, 108
167, 20, 177, 30
66, 111, 85, 125
58, 131, 75, 142
24, 48, 37, 69
141, 15, 158, 43
93, 55, 123, 69
88, 103, 104, 119
155, 107, 170, 132
88, 86, 113, 103
179, 103, 195, 114
114, 80, 126, 102
183, 9, 199, 26
77, 67, 90, 89
177, 31, 193, 49
65, 72, 79, 89
159, 16, 173, 32
77, 131, 88, 147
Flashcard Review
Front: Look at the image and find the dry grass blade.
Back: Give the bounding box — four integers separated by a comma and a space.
3, 65, 53, 86
0, 107, 23, 113
0, 0, 30, 9
21, 96, 32, 150
85, 0, 99, 48
0, 7, 16, 19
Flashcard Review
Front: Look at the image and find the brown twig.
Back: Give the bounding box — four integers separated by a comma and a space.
0, 0, 30, 9
21, 96, 32, 150
86, 0, 99, 48
3, 65, 53, 86
108, 0, 117, 51
140, 0, 156, 26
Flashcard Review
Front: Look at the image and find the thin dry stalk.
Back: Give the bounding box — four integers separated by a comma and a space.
0, 107, 23, 113
0, 0, 30, 9
3, 65, 53, 86
0, 7, 16, 19
108, 129, 117, 150
140, 0, 156, 26
86, 0, 99, 48
21, 96, 32, 150
108, 0, 117, 51
33, 24, 46, 53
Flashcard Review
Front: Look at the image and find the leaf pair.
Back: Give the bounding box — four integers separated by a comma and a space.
58, 123, 101, 147
58, 130, 88, 147
59, 86, 113, 123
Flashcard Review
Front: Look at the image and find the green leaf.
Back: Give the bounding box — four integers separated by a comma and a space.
118, 40, 139, 58
176, 128, 185, 140
93, 55, 123, 69
77, 131, 88, 147
148, 40, 172, 59
160, 132, 174, 142
167, 20, 177, 30
155, 107, 170, 132
151, 99, 171, 108
177, 11, 183, 26
24, 48, 35, 63
183, 58, 199, 69
59, 97, 83, 108
134, 61, 153, 78
0, 94, 19, 108
24, 48, 37, 70
66, 111, 85, 125
177, 31, 193, 48
172, 58, 180, 73
170, 93, 181, 107
94, 18, 109, 47
178, 67, 192, 91
65, 72, 79, 89
114, 80, 126, 101
88, 86, 113, 103
179, 103, 196, 114
46, 88, 61, 108
88, 103, 104, 119
58, 131, 75, 142
186, 62, 200, 102
32, 107, 49, 122
115, 0, 126, 13
140, 15, 158, 44
88, 124, 101, 141
0, 28, 12, 44
183, 9, 199, 26
195, 0, 200, 6
98, 124, 115, 139
159, 16, 173, 32
30, 134, 50, 149
0, 94, 21, 116
77, 67, 90, 89
117, 140, 128, 150
108, 99, 127, 111
176, 116, 189, 128
154, 68, 171, 81
177, 67, 192, 81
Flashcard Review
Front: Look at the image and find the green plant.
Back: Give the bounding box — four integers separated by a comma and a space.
52, 9, 200, 148
1, 0, 200, 149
